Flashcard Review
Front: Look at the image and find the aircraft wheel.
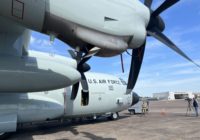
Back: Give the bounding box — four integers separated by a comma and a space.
108, 112, 119, 120
93, 115, 97, 120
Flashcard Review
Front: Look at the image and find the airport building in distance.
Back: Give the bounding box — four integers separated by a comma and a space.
153, 91, 200, 100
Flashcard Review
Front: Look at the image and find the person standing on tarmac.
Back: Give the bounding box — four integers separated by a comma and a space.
142, 101, 147, 114
193, 95, 199, 117
147, 100, 150, 112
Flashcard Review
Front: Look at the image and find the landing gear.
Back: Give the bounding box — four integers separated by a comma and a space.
108, 112, 119, 120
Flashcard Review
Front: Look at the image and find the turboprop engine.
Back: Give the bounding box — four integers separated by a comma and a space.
0, 0, 149, 57
0, 55, 81, 92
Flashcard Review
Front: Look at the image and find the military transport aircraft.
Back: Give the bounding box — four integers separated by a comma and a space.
0, 0, 199, 96
0, 51, 139, 136
0, 0, 199, 136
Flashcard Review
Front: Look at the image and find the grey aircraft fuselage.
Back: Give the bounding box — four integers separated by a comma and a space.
0, 52, 136, 133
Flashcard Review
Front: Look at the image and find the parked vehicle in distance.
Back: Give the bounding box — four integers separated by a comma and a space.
128, 101, 143, 114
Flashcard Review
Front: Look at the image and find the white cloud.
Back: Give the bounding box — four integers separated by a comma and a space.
168, 60, 200, 69
30, 36, 36, 44
171, 25, 200, 37
30, 35, 52, 47
171, 69, 200, 75
146, 39, 163, 49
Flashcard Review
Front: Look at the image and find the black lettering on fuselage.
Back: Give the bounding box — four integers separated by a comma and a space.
87, 78, 121, 85
110, 80, 120, 85
99, 79, 106, 84
88, 79, 92, 84
93, 79, 98, 84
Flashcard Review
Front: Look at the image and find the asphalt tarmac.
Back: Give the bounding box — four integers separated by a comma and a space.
6, 100, 200, 140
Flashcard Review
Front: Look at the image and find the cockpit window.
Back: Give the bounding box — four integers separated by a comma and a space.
119, 78, 127, 85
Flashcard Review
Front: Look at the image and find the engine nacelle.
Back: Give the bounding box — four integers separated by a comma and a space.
75, 26, 128, 52
0, 0, 148, 57
128, 25, 147, 49
0, 56, 81, 92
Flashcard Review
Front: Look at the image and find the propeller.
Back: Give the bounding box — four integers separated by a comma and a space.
69, 50, 91, 100
144, 0, 152, 8
126, 0, 200, 94
69, 47, 99, 99
127, 43, 146, 94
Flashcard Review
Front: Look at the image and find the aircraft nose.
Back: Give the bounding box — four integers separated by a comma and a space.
131, 92, 140, 106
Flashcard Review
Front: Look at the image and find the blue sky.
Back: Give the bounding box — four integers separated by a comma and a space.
29, 0, 200, 97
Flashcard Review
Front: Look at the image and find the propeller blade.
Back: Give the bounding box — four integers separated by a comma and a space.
83, 47, 100, 58
80, 72, 89, 92
71, 82, 79, 100
78, 56, 92, 71
68, 50, 77, 59
144, 0, 153, 8
71, 72, 89, 100
78, 47, 99, 71
147, 29, 200, 68
152, 0, 180, 17
127, 43, 146, 94
120, 54, 125, 73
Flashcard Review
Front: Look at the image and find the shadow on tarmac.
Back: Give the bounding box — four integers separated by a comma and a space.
6, 114, 130, 140
81, 132, 116, 140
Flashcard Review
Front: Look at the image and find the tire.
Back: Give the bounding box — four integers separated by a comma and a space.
130, 109, 135, 115
108, 112, 119, 120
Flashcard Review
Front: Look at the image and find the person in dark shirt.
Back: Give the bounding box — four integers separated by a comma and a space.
193, 96, 199, 117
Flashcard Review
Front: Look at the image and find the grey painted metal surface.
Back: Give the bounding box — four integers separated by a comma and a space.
0, 17, 81, 92
0, 114, 17, 133
0, 55, 80, 92
0, 0, 150, 56
0, 70, 134, 134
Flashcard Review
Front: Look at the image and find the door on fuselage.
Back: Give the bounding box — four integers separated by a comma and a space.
81, 90, 89, 106
70, 82, 89, 106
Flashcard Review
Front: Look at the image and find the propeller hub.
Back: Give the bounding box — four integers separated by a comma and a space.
77, 63, 91, 72
147, 15, 165, 33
